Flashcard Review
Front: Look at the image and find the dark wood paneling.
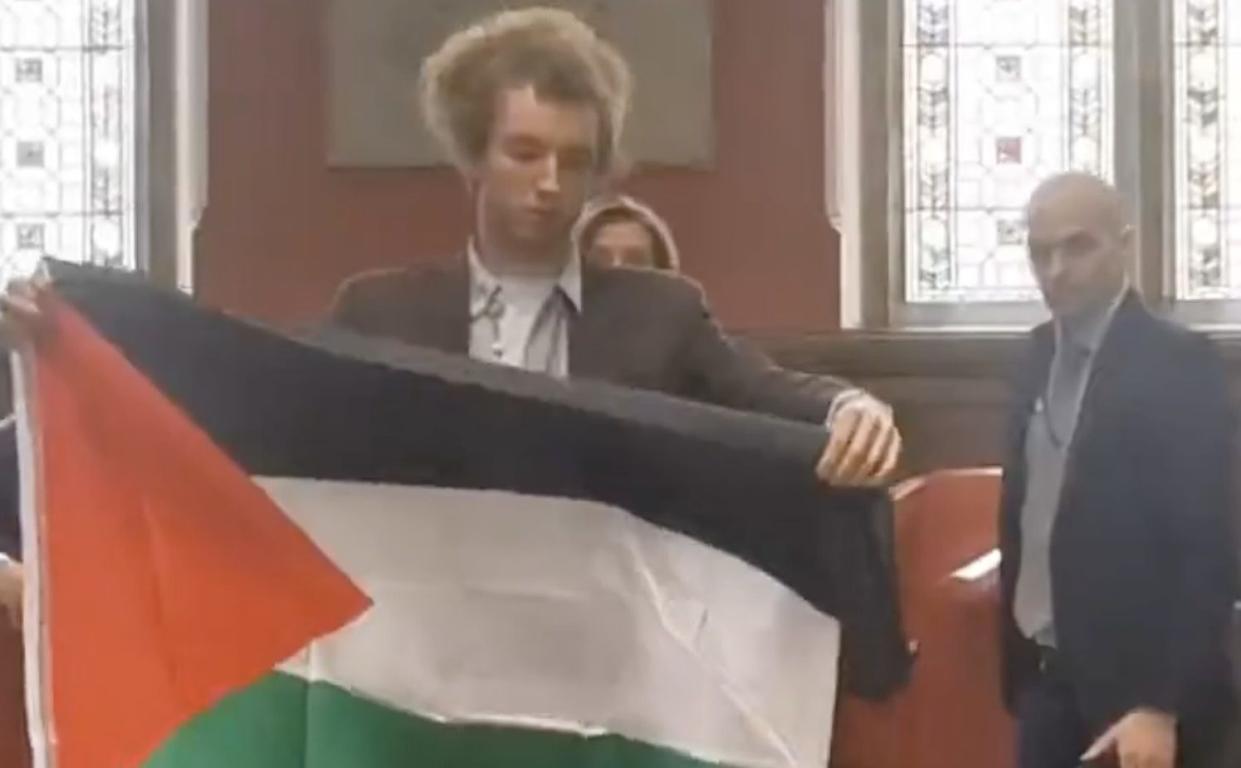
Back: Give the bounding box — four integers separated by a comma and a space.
757, 333, 1023, 474
758, 331, 1241, 475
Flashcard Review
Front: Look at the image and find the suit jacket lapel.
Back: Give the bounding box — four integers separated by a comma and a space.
1011, 323, 1055, 461
1067, 292, 1143, 450
1003, 323, 1052, 514
408, 259, 470, 355
1059, 290, 1145, 497
568, 265, 613, 379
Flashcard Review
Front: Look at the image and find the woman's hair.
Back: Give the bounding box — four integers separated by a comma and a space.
420, 7, 632, 173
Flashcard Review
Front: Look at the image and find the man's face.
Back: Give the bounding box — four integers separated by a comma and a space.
1026, 198, 1128, 319
473, 85, 602, 264
587, 219, 657, 269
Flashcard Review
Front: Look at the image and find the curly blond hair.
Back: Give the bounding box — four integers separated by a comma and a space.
420, 7, 632, 173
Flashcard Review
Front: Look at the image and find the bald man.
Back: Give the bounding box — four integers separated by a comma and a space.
999, 173, 1237, 768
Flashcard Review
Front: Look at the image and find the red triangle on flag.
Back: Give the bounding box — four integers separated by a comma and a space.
21, 294, 371, 767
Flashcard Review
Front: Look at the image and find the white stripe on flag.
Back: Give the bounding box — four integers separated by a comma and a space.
258, 478, 841, 768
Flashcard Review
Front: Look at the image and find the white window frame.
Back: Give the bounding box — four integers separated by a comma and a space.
145, 0, 207, 293
833, 0, 1241, 330
0, 0, 203, 292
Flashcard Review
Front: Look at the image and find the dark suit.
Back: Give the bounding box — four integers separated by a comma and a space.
999, 293, 1237, 765
330, 259, 849, 423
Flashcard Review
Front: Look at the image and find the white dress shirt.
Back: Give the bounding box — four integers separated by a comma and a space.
467, 244, 582, 379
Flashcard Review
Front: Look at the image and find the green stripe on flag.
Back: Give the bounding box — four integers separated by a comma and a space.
145, 673, 721, 768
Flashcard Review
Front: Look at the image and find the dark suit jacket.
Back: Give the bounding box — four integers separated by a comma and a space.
999, 293, 1238, 736
330, 259, 850, 424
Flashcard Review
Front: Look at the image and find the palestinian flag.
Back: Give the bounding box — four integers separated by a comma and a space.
13, 263, 906, 768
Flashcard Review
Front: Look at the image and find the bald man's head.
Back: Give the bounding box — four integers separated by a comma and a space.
1025, 173, 1132, 319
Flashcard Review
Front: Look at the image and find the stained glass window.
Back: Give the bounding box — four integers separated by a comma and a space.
1173, 0, 1241, 300
903, 0, 1114, 304
0, 0, 139, 285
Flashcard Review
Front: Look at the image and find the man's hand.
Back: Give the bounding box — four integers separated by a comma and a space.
816, 394, 902, 488
0, 275, 51, 349
1081, 709, 1177, 768
0, 560, 22, 631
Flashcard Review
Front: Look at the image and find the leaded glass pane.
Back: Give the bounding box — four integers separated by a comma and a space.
0, 0, 138, 284
903, 0, 1114, 304
1172, 0, 1241, 300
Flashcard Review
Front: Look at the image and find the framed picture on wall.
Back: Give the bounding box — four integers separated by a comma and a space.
324, 0, 715, 169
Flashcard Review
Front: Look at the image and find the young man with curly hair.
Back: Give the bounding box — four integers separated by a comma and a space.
330, 7, 902, 488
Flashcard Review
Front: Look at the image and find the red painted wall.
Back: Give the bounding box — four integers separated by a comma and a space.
195, 0, 840, 333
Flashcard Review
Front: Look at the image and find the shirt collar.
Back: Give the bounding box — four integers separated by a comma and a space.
468, 240, 583, 317
1055, 284, 1127, 356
